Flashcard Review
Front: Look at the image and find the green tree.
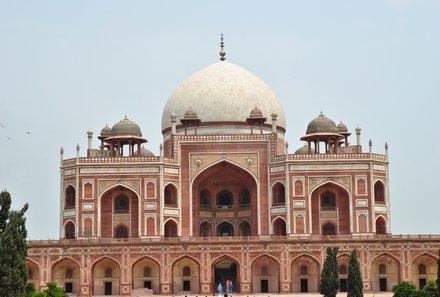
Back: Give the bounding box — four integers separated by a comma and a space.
42, 282, 67, 297
393, 281, 419, 297
0, 190, 29, 297
437, 250, 440, 297
347, 249, 363, 297
320, 247, 339, 297
422, 280, 439, 297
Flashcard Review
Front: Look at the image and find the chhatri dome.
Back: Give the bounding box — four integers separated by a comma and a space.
161, 36, 286, 134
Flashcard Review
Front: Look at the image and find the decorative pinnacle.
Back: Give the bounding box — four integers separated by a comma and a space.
219, 33, 226, 61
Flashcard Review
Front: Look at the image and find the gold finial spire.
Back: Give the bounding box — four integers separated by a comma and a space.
219, 33, 226, 61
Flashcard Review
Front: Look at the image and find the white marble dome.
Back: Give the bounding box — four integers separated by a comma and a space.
161, 61, 286, 132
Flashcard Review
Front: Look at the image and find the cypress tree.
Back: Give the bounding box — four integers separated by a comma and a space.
0, 190, 29, 297
320, 247, 340, 297
437, 249, 440, 297
347, 249, 363, 297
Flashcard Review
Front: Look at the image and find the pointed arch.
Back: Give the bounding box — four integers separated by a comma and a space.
131, 256, 161, 293
411, 253, 438, 289
51, 257, 81, 294
199, 221, 212, 237
63, 220, 76, 239
98, 184, 140, 238
370, 252, 401, 292
271, 181, 286, 205
65, 184, 76, 209
272, 216, 287, 236
375, 216, 387, 234
191, 159, 258, 184
164, 218, 179, 237
251, 254, 280, 293
291, 253, 320, 293
309, 181, 352, 235
164, 182, 178, 206
238, 220, 252, 236
171, 255, 201, 294
91, 256, 121, 296
374, 180, 386, 203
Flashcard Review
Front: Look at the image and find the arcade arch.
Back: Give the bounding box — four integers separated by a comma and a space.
311, 182, 350, 235
51, 258, 80, 294
172, 257, 200, 293
251, 255, 279, 293
92, 257, 120, 296
371, 254, 400, 292
100, 185, 139, 238
191, 161, 258, 237
411, 254, 437, 289
132, 257, 160, 293
291, 255, 320, 293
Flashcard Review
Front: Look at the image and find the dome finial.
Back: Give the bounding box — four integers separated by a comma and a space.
219, 33, 226, 61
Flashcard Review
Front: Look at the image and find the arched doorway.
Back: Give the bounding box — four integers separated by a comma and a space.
374, 181, 385, 203
376, 217, 387, 234
238, 220, 251, 236
100, 185, 139, 238
291, 255, 320, 293
51, 258, 80, 294
164, 219, 178, 237
132, 257, 160, 294
213, 258, 239, 293
217, 221, 234, 237
272, 217, 286, 235
251, 256, 279, 293
64, 221, 75, 239
200, 221, 212, 237
172, 257, 200, 294
92, 257, 120, 295
192, 161, 258, 236
371, 254, 400, 292
26, 260, 40, 292
411, 254, 437, 289
311, 183, 350, 235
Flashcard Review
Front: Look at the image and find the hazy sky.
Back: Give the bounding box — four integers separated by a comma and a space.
0, 1, 439, 239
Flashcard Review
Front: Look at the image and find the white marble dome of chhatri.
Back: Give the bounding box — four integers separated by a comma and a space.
161, 61, 286, 132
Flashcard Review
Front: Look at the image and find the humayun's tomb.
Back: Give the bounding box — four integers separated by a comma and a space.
26, 38, 440, 296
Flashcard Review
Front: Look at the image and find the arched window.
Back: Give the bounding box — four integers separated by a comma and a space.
374, 181, 385, 202
115, 225, 128, 238
321, 192, 336, 210
199, 189, 211, 208
261, 266, 268, 275
164, 184, 178, 206
146, 182, 155, 198
294, 180, 303, 196
164, 220, 178, 237
65, 221, 75, 239
216, 190, 233, 208
65, 268, 73, 279
105, 267, 112, 278
273, 218, 286, 236
239, 221, 251, 236
323, 223, 336, 235
357, 179, 366, 195
200, 221, 212, 237
217, 222, 234, 237
418, 264, 426, 275
379, 264, 387, 275
339, 264, 347, 275
272, 183, 285, 205
376, 217, 387, 234
114, 195, 129, 212
144, 266, 151, 277
238, 189, 250, 208
183, 266, 191, 276
65, 186, 75, 209
300, 265, 308, 275
28, 269, 34, 280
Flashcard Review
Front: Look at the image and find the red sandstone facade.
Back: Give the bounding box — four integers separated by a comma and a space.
26, 57, 439, 296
